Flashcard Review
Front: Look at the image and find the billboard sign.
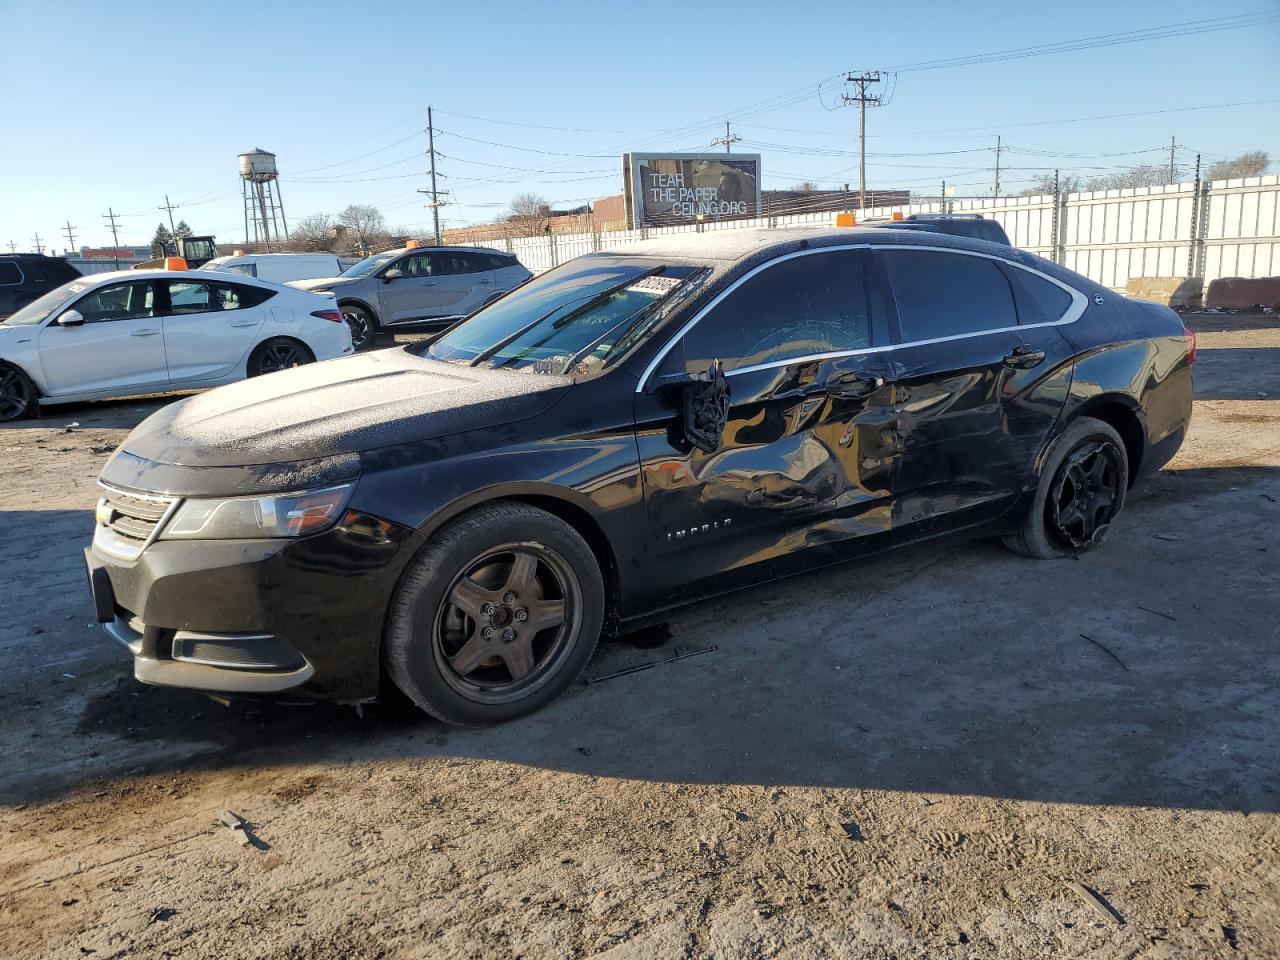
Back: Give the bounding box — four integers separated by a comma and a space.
624, 152, 761, 228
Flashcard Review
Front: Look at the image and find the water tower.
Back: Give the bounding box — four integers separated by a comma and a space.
239, 148, 288, 251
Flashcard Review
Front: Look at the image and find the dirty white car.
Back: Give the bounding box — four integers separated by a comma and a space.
0, 269, 353, 421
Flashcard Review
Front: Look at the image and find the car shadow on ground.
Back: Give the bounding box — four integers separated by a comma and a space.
4, 464, 1276, 816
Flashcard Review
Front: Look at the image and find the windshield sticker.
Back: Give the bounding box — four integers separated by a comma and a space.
625, 275, 682, 295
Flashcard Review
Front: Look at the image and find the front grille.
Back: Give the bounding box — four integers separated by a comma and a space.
99, 486, 177, 551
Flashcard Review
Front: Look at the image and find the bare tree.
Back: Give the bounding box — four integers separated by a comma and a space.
1017, 173, 1083, 197
1207, 151, 1269, 180
337, 204, 387, 255
790, 181, 817, 193
507, 193, 550, 236
1084, 164, 1171, 192
290, 213, 336, 251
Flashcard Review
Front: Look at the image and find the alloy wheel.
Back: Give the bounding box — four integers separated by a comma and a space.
0, 367, 30, 422
1047, 439, 1124, 549
343, 309, 372, 350
432, 543, 581, 704
257, 341, 308, 374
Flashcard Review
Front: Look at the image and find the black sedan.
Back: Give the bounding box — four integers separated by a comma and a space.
86, 228, 1195, 725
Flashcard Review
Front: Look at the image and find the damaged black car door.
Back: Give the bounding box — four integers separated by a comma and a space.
634, 248, 899, 606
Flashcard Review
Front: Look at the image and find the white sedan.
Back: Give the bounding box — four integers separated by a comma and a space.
0, 269, 353, 421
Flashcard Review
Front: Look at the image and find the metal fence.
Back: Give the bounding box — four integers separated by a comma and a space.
467, 175, 1280, 291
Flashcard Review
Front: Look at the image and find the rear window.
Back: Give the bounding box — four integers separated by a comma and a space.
880, 249, 1017, 342
0, 263, 21, 285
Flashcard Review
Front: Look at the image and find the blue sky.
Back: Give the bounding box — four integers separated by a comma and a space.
1, 0, 1277, 251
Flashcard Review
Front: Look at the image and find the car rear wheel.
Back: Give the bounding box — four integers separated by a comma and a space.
341, 304, 378, 351
0, 363, 35, 422
248, 337, 315, 377
386, 502, 604, 726
1004, 416, 1129, 559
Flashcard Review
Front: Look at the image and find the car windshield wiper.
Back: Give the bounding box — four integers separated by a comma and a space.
469, 269, 661, 369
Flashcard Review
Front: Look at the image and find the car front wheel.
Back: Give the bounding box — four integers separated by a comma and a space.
0, 363, 35, 422
1004, 415, 1129, 559
386, 502, 605, 725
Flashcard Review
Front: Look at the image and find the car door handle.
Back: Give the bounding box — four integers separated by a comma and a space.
229, 318, 259, 327
826, 373, 884, 398
1003, 345, 1046, 369
478, 278, 493, 285
130, 328, 159, 337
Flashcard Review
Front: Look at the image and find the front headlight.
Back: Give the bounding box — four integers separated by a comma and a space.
159, 484, 355, 541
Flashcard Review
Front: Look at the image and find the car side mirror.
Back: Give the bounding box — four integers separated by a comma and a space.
382, 269, 403, 283
57, 309, 85, 327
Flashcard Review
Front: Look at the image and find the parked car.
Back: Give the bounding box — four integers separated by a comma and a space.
289, 245, 532, 351
867, 213, 1012, 246
202, 252, 342, 285
0, 253, 82, 320
85, 227, 1194, 725
0, 269, 352, 420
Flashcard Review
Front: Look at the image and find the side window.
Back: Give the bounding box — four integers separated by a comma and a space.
166, 281, 214, 315
226, 263, 257, 277
681, 250, 871, 374
451, 253, 485, 275
880, 250, 1016, 342
1002, 265, 1074, 325
75, 282, 155, 322
229, 283, 275, 308
0, 263, 21, 286
485, 254, 513, 271
398, 253, 434, 277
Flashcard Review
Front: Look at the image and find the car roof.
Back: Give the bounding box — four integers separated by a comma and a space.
65, 268, 282, 287
599, 225, 1009, 263
378, 245, 514, 257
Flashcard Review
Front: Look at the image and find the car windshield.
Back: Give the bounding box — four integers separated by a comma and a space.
423, 259, 704, 373
340, 252, 399, 278
2, 279, 92, 326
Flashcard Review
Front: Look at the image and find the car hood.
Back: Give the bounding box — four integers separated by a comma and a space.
116, 348, 573, 468
287, 276, 358, 292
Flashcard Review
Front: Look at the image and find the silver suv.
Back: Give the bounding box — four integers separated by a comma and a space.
291, 246, 532, 350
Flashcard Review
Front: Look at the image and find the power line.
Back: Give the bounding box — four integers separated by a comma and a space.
882, 10, 1280, 73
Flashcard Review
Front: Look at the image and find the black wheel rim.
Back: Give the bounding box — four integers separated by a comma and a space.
432, 542, 581, 704
257, 341, 307, 374
0, 368, 29, 421
1048, 439, 1124, 549
344, 310, 371, 348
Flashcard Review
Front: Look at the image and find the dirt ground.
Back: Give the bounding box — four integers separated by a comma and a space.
0, 313, 1277, 960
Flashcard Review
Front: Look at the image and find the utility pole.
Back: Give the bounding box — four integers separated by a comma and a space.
5, 240, 16, 254
1167, 136, 1180, 185
159, 194, 179, 239
62, 221, 77, 254
31, 233, 44, 255
992, 135, 1003, 198
416, 106, 445, 246
711, 120, 741, 154
102, 207, 122, 270
841, 71, 883, 211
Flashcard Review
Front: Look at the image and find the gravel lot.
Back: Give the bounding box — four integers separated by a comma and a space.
1, 313, 1277, 960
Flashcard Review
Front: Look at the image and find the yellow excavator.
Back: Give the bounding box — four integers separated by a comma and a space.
131, 235, 219, 270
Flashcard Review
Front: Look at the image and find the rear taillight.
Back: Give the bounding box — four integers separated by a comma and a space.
1183, 325, 1197, 364
311, 309, 344, 323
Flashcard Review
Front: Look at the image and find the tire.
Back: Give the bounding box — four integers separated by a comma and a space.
386, 502, 605, 726
0, 363, 36, 422
340, 303, 378, 352
1003, 416, 1129, 559
247, 338, 316, 378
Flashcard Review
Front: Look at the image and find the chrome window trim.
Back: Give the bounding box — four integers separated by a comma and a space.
635, 243, 1087, 391
0, 263, 24, 286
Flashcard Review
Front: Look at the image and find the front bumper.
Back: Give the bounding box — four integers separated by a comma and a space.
85, 510, 418, 701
